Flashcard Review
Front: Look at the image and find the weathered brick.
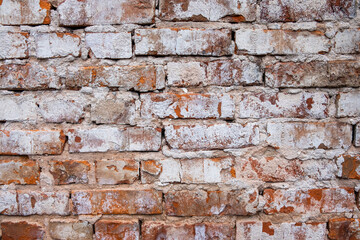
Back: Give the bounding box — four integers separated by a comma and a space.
236, 221, 327, 240
165, 189, 258, 216
0, 0, 51, 25
165, 123, 259, 150
237, 92, 329, 118
35, 33, 81, 58
141, 160, 163, 183
159, 0, 256, 22
0, 130, 65, 155
266, 61, 360, 88
86, 32, 132, 59
67, 127, 161, 153
329, 218, 360, 240
49, 160, 91, 184
141, 93, 234, 119
58, 0, 155, 26
263, 188, 355, 214
167, 62, 206, 86
96, 159, 139, 184
336, 154, 360, 179
49, 221, 93, 240
356, 124, 360, 147
18, 190, 69, 215
95, 220, 139, 240
260, 0, 357, 22
142, 222, 235, 240
337, 92, 360, 117
135, 28, 233, 56
0, 190, 18, 215
0, 32, 29, 59
71, 189, 162, 215
91, 92, 137, 125
334, 29, 360, 54
38, 92, 87, 123
65, 65, 165, 91
267, 122, 352, 149
1, 221, 45, 240
236, 29, 330, 55
0, 93, 37, 121
0, 159, 39, 184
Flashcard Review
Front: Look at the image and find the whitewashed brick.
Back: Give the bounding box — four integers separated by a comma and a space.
35, 33, 81, 58
337, 92, 360, 117
0, 93, 37, 121
0, 32, 29, 59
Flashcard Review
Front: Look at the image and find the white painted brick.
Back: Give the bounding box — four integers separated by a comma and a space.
0, 32, 29, 59
35, 33, 81, 58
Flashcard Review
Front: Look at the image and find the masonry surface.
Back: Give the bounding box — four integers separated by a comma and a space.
0, 0, 359, 239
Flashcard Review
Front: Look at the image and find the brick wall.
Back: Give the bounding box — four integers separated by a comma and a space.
0, 0, 359, 239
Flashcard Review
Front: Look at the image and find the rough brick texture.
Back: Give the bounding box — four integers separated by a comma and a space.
0, 159, 39, 184
1, 221, 45, 240
95, 220, 139, 240
49, 221, 93, 240
328, 218, 360, 240
0, 32, 29, 59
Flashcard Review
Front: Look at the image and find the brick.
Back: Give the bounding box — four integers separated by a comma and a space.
91, 92, 137, 125
65, 65, 165, 91
71, 189, 162, 215
58, 0, 155, 26
0, 93, 37, 121
49, 160, 91, 184
0, 32, 29, 59
0, 190, 18, 215
356, 124, 360, 147
267, 122, 352, 149
0, 130, 65, 155
18, 191, 69, 215
165, 123, 259, 150
329, 218, 360, 240
236, 221, 327, 240
263, 188, 355, 214
95, 220, 139, 240
67, 127, 161, 153
158, 159, 181, 183
135, 28, 233, 56
336, 154, 360, 179
260, 0, 356, 22
337, 92, 360, 117
35, 33, 81, 58
142, 222, 235, 240
96, 159, 139, 184
236, 29, 330, 55
334, 29, 360, 54
141, 93, 234, 119
0, 159, 39, 184
86, 32, 132, 59
165, 189, 258, 216
49, 221, 93, 240
167, 62, 206, 86
141, 160, 163, 183
38, 92, 87, 123
266, 61, 360, 88
0, 0, 51, 25
237, 92, 329, 118
159, 0, 256, 22
1, 221, 45, 240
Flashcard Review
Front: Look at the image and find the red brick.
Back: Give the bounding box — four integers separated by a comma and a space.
1, 221, 44, 240
49, 160, 91, 184
141, 93, 234, 119
135, 28, 233, 56
0, 32, 29, 59
142, 222, 235, 240
49, 221, 93, 240
329, 218, 360, 240
165, 123, 259, 150
165, 189, 258, 216
0, 0, 51, 25
238, 92, 329, 118
95, 220, 139, 240
0, 159, 39, 184
336, 154, 360, 179
260, 0, 356, 22
34, 33, 81, 58
267, 122, 352, 149
58, 0, 155, 26
96, 159, 139, 184
71, 189, 162, 215
141, 160, 163, 183
0, 130, 65, 155
263, 188, 355, 214
337, 91, 360, 117
67, 127, 161, 153
265, 61, 360, 88
65, 65, 165, 91
159, 0, 256, 22
236, 221, 327, 240
0, 190, 18, 215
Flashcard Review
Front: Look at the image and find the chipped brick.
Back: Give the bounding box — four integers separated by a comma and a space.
0, 159, 39, 184
1, 221, 45, 240
95, 220, 139, 240
49, 160, 91, 184
49, 221, 93, 240
96, 159, 139, 184
329, 218, 360, 240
